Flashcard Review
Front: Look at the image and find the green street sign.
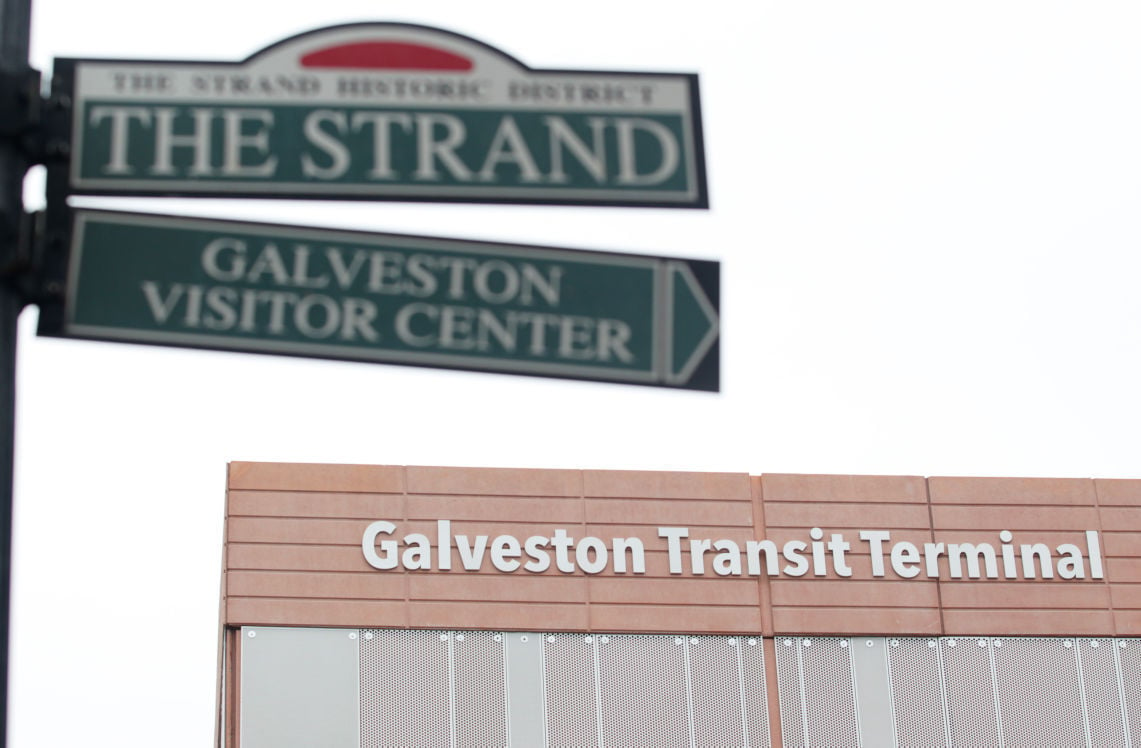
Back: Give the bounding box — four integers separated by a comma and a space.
49, 23, 707, 208
40, 210, 719, 389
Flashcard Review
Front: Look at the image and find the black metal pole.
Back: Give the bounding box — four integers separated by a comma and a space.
0, 289, 16, 748
0, 0, 31, 745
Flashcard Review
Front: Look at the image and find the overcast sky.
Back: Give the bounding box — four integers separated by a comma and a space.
11, 1, 1141, 745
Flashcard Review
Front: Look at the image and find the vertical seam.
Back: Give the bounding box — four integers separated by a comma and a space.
402, 465, 411, 629
925, 478, 947, 637
754, 476, 775, 638
1091, 479, 1116, 636
580, 469, 591, 631
1074, 637, 1093, 748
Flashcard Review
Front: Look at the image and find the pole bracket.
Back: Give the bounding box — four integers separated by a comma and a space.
0, 67, 43, 163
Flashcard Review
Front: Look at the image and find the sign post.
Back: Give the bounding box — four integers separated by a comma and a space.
39, 210, 720, 390
0, 0, 31, 744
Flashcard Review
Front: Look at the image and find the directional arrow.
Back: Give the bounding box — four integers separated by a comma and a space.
664, 261, 719, 386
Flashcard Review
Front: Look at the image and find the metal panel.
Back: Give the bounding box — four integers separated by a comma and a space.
800, 638, 861, 747
1078, 638, 1129, 748
773, 637, 861, 747
992, 637, 1085, 746
941, 637, 1001, 748
235, 628, 1141, 747
504, 633, 546, 748
887, 637, 948, 748
849, 638, 894, 748
1121, 639, 1141, 745
739, 637, 772, 748
596, 634, 690, 747
452, 631, 509, 747
773, 636, 1141, 748
360, 628, 451, 748
240, 626, 360, 748
688, 636, 748, 747
543, 633, 600, 748
774, 638, 807, 748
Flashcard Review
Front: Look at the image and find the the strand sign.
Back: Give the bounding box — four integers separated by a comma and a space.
51, 23, 707, 208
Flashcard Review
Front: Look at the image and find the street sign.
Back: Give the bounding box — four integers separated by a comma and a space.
49, 23, 707, 208
39, 210, 719, 390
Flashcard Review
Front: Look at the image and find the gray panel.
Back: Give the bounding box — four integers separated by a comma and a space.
941, 638, 1001, 747
1079, 638, 1129, 748
543, 633, 600, 747
992, 637, 1085, 747
504, 633, 545, 748
360, 628, 451, 747
597, 634, 689, 747
453, 631, 508, 748
850, 638, 894, 748
240, 626, 360, 748
887, 638, 948, 748
688, 636, 747, 747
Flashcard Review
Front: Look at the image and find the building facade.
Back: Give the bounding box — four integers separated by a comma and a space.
218, 463, 1141, 747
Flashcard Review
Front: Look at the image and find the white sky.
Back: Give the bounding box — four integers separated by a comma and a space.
11, 1, 1141, 745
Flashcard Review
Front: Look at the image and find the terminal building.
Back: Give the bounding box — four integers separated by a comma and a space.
217, 462, 1141, 747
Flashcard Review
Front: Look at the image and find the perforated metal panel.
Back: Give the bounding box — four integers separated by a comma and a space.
803, 638, 861, 747
773, 637, 860, 747
360, 629, 451, 748
774, 637, 807, 748
688, 635, 746, 747
451, 631, 508, 747
992, 637, 1084, 746
539, 631, 770, 748
543, 633, 600, 747
597, 634, 690, 747
1078, 638, 1129, 747
941, 637, 1002, 747
887, 637, 947, 747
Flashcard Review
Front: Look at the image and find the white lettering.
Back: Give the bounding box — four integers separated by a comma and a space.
523, 536, 551, 573
490, 535, 522, 572
362, 521, 398, 570
89, 106, 151, 174
353, 522, 1105, 582
301, 110, 350, 179
658, 527, 688, 574
575, 537, 608, 574
455, 534, 488, 571
861, 530, 891, 577
890, 541, 921, 578
221, 108, 277, 177
1088, 531, 1104, 579
782, 540, 808, 577
612, 537, 645, 574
